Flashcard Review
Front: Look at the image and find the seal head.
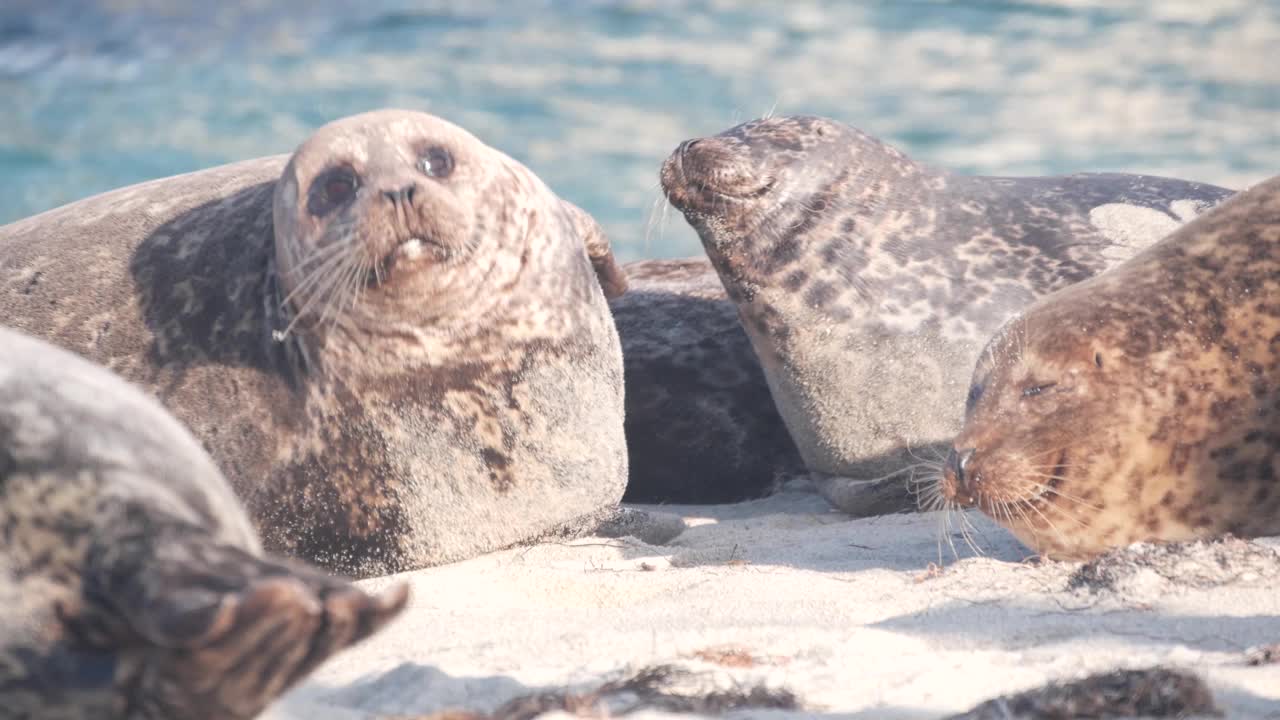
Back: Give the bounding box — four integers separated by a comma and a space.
261, 110, 631, 575
941, 175, 1280, 559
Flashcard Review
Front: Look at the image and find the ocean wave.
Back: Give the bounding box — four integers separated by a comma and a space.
0, 0, 1276, 257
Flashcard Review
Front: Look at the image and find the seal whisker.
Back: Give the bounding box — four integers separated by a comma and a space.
996, 498, 1018, 531
311, 250, 357, 330
957, 518, 984, 558
282, 241, 354, 308
957, 508, 986, 549
282, 248, 360, 336
331, 254, 365, 329
338, 251, 372, 321
288, 240, 350, 275
941, 504, 962, 562
1020, 477, 1102, 511
281, 226, 362, 307
315, 245, 368, 331
644, 187, 669, 256
905, 444, 944, 468
1018, 496, 1076, 548
1016, 490, 1094, 529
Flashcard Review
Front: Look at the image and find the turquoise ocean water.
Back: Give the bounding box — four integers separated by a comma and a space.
1, 0, 1277, 259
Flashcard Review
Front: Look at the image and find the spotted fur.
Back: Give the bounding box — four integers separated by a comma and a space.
0, 110, 628, 577
660, 115, 1235, 516
0, 326, 407, 720
612, 257, 803, 503
943, 175, 1280, 559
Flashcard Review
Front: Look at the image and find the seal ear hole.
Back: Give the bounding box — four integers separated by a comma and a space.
1094, 352, 1104, 369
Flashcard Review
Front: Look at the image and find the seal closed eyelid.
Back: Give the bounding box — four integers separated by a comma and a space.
1021, 382, 1058, 398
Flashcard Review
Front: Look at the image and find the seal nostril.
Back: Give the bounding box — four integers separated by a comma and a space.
678, 139, 702, 156
383, 185, 417, 206
946, 447, 978, 487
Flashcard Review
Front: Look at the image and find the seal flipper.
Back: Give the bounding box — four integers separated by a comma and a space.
561, 200, 628, 299
84, 520, 408, 720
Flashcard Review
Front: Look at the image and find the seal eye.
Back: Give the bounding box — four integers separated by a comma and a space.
1022, 382, 1058, 398
419, 147, 454, 179
308, 167, 359, 216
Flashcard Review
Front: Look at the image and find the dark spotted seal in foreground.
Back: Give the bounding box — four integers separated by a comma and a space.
611, 257, 804, 503
941, 175, 1280, 559
0, 109, 629, 577
0, 325, 408, 720
660, 114, 1235, 516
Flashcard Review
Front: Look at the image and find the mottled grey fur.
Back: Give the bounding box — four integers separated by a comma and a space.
943, 175, 1280, 559
660, 114, 1235, 516
0, 326, 407, 720
0, 109, 629, 577
611, 257, 804, 503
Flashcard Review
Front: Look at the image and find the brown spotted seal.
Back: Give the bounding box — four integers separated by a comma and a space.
660, 114, 1235, 516
0, 109, 630, 577
939, 174, 1280, 560
0, 325, 408, 720
611, 257, 804, 503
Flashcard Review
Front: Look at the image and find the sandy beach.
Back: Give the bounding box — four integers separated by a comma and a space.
263, 482, 1280, 719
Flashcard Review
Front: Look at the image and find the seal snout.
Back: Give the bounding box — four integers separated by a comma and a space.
942, 446, 979, 506
660, 134, 773, 213
370, 178, 454, 271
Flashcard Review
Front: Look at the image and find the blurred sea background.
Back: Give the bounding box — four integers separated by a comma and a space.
1, 0, 1277, 260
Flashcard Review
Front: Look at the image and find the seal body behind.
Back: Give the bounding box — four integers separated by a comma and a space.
0, 109, 628, 577
611, 257, 803, 503
0, 326, 407, 720
661, 115, 1236, 515
942, 175, 1280, 559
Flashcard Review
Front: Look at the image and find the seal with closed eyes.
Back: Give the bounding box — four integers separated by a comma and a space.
660, 114, 1235, 517
0, 325, 408, 720
0, 109, 631, 577
941, 175, 1280, 559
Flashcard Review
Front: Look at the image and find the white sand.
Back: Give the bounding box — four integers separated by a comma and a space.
265, 483, 1280, 719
